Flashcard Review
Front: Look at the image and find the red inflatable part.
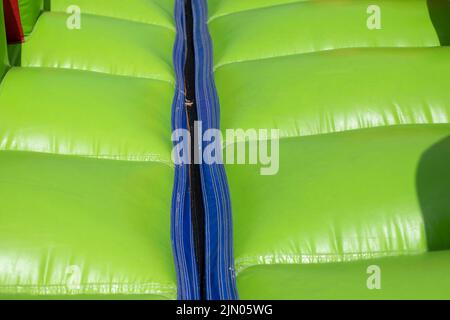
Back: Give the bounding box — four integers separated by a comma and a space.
3, 0, 24, 44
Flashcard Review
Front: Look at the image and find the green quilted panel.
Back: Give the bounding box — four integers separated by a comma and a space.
237, 251, 450, 300
216, 47, 450, 138
0, 67, 173, 162
208, 0, 305, 20
0, 151, 176, 299
226, 125, 450, 273
17, 12, 175, 82
209, 0, 440, 69
0, 1, 178, 300
50, 0, 175, 30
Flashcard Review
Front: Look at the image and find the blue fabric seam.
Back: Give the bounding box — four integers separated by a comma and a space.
171, 0, 201, 301
192, 0, 239, 300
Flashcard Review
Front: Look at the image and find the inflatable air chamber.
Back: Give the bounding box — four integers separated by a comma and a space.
0, 0, 449, 300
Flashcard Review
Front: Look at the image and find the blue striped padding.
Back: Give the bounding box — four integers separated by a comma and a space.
171, 0, 201, 300
192, 0, 238, 300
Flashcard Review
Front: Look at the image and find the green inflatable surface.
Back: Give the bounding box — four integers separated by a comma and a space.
0, 151, 176, 299
17, 0, 43, 36
0, 0, 179, 300
0, 0, 449, 300
208, 0, 450, 299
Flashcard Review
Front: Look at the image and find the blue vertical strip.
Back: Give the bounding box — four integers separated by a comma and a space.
171, 0, 200, 300
192, 0, 239, 300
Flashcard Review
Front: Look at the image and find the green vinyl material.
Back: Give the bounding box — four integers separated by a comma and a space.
217, 47, 450, 138
50, 0, 175, 30
208, 0, 306, 20
17, 12, 175, 82
0, 151, 176, 299
237, 251, 450, 300
227, 125, 450, 273
209, 0, 440, 70
0, 1, 178, 299
18, 0, 43, 35
0, 67, 173, 162
209, 0, 450, 299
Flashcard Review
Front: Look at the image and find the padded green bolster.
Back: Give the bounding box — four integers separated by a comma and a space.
50, 0, 175, 30
216, 47, 450, 138
18, 0, 43, 35
237, 251, 450, 300
226, 125, 450, 273
17, 12, 175, 81
0, 3, 9, 78
209, 0, 440, 69
0, 151, 176, 299
208, 0, 305, 20
0, 67, 173, 162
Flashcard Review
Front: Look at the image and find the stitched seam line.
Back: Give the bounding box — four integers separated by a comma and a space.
235, 250, 427, 275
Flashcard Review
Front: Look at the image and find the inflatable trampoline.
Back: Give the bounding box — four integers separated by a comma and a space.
0, 0, 449, 300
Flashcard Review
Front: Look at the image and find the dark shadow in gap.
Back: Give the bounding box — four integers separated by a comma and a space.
417, 135, 450, 251
427, 0, 450, 45
44, 0, 51, 11
7, 43, 21, 66
184, 0, 206, 300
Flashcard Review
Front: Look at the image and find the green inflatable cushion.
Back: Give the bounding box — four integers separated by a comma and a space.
50, 0, 175, 30
0, 151, 176, 299
209, 0, 440, 69
18, 0, 43, 36
226, 124, 450, 273
0, 67, 173, 162
237, 251, 450, 300
16, 12, 175, 82
216, 47, 450, 138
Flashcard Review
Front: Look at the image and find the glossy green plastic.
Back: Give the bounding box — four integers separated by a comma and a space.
18, 0, 43, 35
209, 0, 440, 70
0, 151, 176, 299
0, 67, 173, 162
217, 47, 450, 137
51, 0, 175, 30
17, 12, 175, 82
208, 0, 306, 20
0, 0, 178, 300
238, 251, 450, 300
210, 0, 450, 299
227, 125, 450, 274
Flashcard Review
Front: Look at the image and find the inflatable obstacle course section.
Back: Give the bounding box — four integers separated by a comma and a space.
50, 0, 175, 28
0, 0, 198, 299
238, 250, 450, 300
0, 151, 176, 299
2, 0, 43, 43
215, 47, 450, 137
11, 5, 175, 81
1, 0, 449, 301
229, 125, 450, 299
0, 67, 174, 159
197, 0, 450, 299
